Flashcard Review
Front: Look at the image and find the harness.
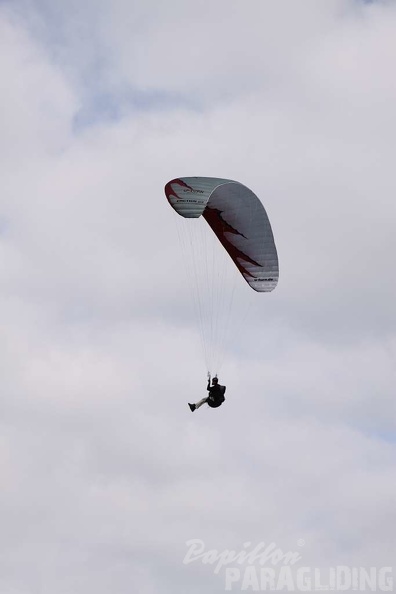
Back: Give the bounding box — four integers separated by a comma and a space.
207, 385, 226, 408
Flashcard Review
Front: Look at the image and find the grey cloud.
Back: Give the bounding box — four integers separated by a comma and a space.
0, 2, 396, 593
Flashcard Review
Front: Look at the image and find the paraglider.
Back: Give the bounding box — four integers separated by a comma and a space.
165, 177, 278, 292
165, 177, 279, 410
188, 374, 226, 412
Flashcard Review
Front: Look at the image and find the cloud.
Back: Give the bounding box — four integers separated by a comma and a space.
0, 1, 395, 592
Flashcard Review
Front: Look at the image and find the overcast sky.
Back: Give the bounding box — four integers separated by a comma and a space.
1, 0, 396, 592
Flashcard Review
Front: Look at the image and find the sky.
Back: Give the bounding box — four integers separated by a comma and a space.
0, 0, 396, 592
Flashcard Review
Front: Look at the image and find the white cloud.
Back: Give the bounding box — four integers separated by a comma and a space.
0, 1, 395, 592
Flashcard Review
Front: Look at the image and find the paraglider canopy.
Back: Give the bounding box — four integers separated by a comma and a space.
165, 177, 279, 292
165, 176, 279, 373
